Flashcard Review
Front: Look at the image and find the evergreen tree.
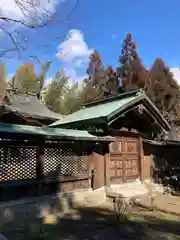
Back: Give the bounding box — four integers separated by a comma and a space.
80, 78, 104, 104
0, 63, 7, 101
117, 32, 148, 90
44, 71, 101, 114
87, 50, 109, 96
12, 61, 52, 96
14, 63, 38, 93
62, 82, 84, 114
148, 58, 180, 121
44, 69, 69, 114
106, 65, 119, 95
117, 33, 180, 122
117, 32, 134, 90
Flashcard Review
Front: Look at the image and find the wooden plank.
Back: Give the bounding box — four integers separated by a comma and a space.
122, 136, 139, 182
122, 137, 126, 182
105, 152, 110, 186
36, 146, 44, 196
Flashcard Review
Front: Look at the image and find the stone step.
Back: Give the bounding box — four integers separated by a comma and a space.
106, 188, 148, 199
106, 180, 165, 199
83, 190, 106, 206
110, 179, 141, 188
143, 180, 164, 194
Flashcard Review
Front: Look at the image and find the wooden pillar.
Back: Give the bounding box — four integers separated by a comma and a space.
91, 153, 104, 189
140, 138, 153, 181
36, 142, 45, 196
88, 143, 108, 189
139, 137, 153, 181
122, 136, 126, 182
104, 144, 110, 187
105, 152, 110, 186
139, 137, 144, 182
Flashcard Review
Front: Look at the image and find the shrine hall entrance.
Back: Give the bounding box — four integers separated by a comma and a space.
109, 136, 140, 183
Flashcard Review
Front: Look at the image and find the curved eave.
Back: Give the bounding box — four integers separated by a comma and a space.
0, 123, 114, 143
107, 94, 170, 132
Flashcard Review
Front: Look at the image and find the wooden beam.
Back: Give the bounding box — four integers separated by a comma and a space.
36, 143, 45, 196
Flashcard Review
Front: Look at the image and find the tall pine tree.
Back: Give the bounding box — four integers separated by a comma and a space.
117, 33, 180, 122
12, 61, 52, 96
14, 63, 38, 93
148, 58, 180, 121
44, 69, 69, 114
105, 65, 119, 95
87, 50, 109, 96
117, 33, 148, 90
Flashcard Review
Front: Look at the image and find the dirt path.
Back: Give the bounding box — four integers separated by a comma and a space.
135, 194, 180, 215
1, 200, 180, 240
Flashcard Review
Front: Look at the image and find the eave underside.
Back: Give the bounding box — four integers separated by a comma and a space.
109, 106, 161, 139
55, 103, 167, 139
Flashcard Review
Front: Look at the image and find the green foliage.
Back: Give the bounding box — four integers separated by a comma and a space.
80, 79, 104, 104
44, 70, 69, 114
148, 58, 180, 121
44, 72, 105, 115
87, 50, 109, 95
117, 32, 138, 90
14, 63, 38, 93
37, 61, 52, 92
11, 61, 52, 95
5, 33, 180, 122
62, 82, 83, 115
0, 63, 7, 100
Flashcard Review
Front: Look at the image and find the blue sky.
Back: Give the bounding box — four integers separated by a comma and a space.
2, 0, 180, 83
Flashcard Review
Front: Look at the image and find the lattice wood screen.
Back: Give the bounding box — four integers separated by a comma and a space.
44, 148, 89, 178
0, 147, 37, 181
0, 146, 90, 182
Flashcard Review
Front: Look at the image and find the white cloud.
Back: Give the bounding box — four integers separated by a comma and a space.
45, 76, 53, 86
56, 29, 93, 61
56, 29, 93, 81
74, 58, 89, 69
76, 74, 88, 82
7, 73, 13, 82
170, 68, 180, 85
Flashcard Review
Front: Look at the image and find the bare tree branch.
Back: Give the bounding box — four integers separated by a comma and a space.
0, 0, 78, 60
0, 15, 49, 28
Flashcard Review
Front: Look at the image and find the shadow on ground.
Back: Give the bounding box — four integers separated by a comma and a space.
1, 198, 180, 240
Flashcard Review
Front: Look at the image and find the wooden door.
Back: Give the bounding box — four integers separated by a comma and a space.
142, 154, 152, 180
123, 137, 139, 181
109, 138, 124, 183
109, 136, 139, 183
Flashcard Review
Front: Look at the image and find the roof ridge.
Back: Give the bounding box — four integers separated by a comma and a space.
84, 89, 143, 108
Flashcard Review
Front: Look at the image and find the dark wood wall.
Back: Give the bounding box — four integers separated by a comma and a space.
0, 139, 104, 202
143, 142, 180, 169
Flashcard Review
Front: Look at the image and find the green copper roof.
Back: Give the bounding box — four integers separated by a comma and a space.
50, 89, 170, 132
0, 123, 114, 142
50, 95, 141, 127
